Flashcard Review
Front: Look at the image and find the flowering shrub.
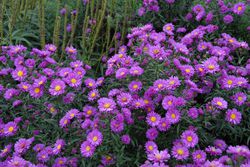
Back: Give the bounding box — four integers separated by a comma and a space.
0, 0, 250, 167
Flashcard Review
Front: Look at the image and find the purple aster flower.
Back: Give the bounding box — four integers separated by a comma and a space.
49, 79, 66, 96
33, 144, 45, 152
53, 139, 65, 155
66, 109, 79, 120
83, 105, 96, 118
53, 157, 67, 167
11, 66, 27, 81
58, 68, 72, 77
221, 75, 237, 89
166, 76, 181, 90
132, 98, 145, 109
165, 109, 181, 124
233, 2, 246, 15
163, 23, 174, 35
64, 72, 82, 87
70, 60, 83, 68
162, 95, 177, 111
116, 68, 129, 79
205, 146, 222, 155
129, 66, 144, 76
66, 46, 77, 56
84, 78, 97, 89
180, 65, 195, 78
98, 97, 116, 112
14, 137, 34, 154
146, 127, 158, 140
236, 77, 248, 87
223, 15, 233, 24
145, 141, 158, 153
225, 108, 242, 125
192, 4, 205, 14
0, 144, 12, 158
153, 79, 167, 92
172, 145, 189, 160
192, 150, 206, 164
80, 141, 96, 157
231, 92, 247, 106
63, 92, 76, 104
59, 117, 71, 128
101, 155, 115, 166
88, 89, 100, 101
157, 118, 171, 132
45, 44, 57, 53
4, 121, 18, 136
146, 112, 161, 127
214, 139, 227, 151
181, 130, 199, 148
34, 76, 47, 87
202, 57, 220, 74
110, 120, 124, 133
187, 107, 199, 119
121, 134, 131, 145
147, 149, 170, 163
117, 92, 132, 107
87, 130, 103, 146
128, 81, 142, 92
7, 156, 28, 167
203, 160, 224, 167
29, 86, 44, 98
37, 150, 50, 162
43, 68, 55, 77
211, 97, 228, 109
74, 67, 86, 78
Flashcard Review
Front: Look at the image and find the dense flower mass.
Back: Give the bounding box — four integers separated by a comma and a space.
0, 0, 250, 166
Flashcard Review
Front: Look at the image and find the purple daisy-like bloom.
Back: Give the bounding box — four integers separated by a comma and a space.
121, 134, 131, 145
146, 127, 158, 140
116, 68, 129, 79
63, 92, 76, 104
45, 44, 57, 53
146, 112, 161, 127
37, 150, 50, 162
233, 2, 246, 15
4, 88, 19, 100
74, 67, 86, 78
231, 92, 247, 106
7, 156, 28, 167
70, 60, 83, 68
4, 121, 18, 136
214, 139, 227, 151
180, 65, 194, 78
110, 120, 124, 133
117, 92, 132, 107
53, 139, 65, 155
187, 107, 199, 119
80, 141, 95, 157
49, 79, 66, 96
66, 46, 77, 55
43, 68, 55, 77
172, 145, 189, 160
98, 97, 116, 112
88, 89, 100, 101
101, 155, 115, 166
236, 77, 248, 87
225, 108, 242, 125
202, 57, 219, 74
221, 75, 237, 89
65, 72, 82, 87
83, 105, 96, 117
66, 109, 80, 120
192, 150, 206, 164
129, 66, 144, 76
0, 144, 12, 158
87, 130, 103, 146
84, 78, 97, 89
128, 81, 142, 92
34, 76, 47, 87
166, 76, 181, 90
205, 146, 222, 156
163, 23, 174, 35
148, 149, 170, 163
53, 157, 67, 167
145, 141, 158, 153
58, 67, 72, 77
223, 15, 233, 24
153, 79, 167, 92
14, 137, 34, 154
157, 118, 171, 132
29, 86, 44, 98
132, 98, 145, 109
162, 95, 177, 111
33, 144, 45, 152
211, 97, 228, 109
59, 117, 71, 128
11, 66, 27, 81
181, 130, 199, 148
165, 109, 181, 124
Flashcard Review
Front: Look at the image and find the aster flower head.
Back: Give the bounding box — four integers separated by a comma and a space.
147, 149, 170, 163
87, 130, 103, 146
221, 75, 237, 89
88, 89, 100, 101
128, 80, 142, 92
115, 68, 129, 79
129, 66, 144, 76
80, 141, 95, 157
146, 127, 158, 140
58, 68, 72, 77
83, 105, 97, 117
205, 146, 222, 155
7, 156, 28, 167
202, 57, 219, 74
14, 137, 34, 154
231, 92, 247, 106
211, 97, 228, 109
66, 46, 77, 55
53, 139, 65, 155
166, 76, 181, 90
192, 150, 206, 164
53, 157, 67, 167
33, 144, 45, 152
65, 72, 82, 87
121, 134, 131, 145
0, 144, 12, 158
117, 92, 132, 107
163, 23, 174, 35
146, 112, 161, 127
45, 44, 57, 53
162, 95, 177, 111
34, 76, 47, 87
157, 118, 171, 132
153, 79, 167, 92
225, 108, 242, 125
70, 60, 83, 68
145, 141, 158, 153
223, 15, 234, 24
110, 120, 124, 133
172, 145, 189, 160
233, 2, 246, 15
214, 139, 227, 151
84, 78, 97, 89
98, 97, 116, 112
65, 109, 79, 120
59, 117, 71, 128
180, 65, 195, 78
165, 109, 181, 124
11, 66, 27, 81
181, 130, 199, 148
4, 121, 18, 136
49, 79, 66, 96
74, 67, 86, 78
132, 98, 145, 109
29, 86, 44, 98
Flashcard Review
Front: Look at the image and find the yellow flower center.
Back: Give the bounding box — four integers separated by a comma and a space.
71, 78, 77, 84
230, 113, 236, 119
217, 101, 222, 106
50, 107, 55, 113
104, 103, 111, 108
196, 154, 201, 159
166, 26, 171, 31
91, 93, 96, 97
185, 69, 190, 73
148, 145, 153, 150
238, 96, 243, 101
153, 49, 159, 54
23, 85, 28, 90
227, 80, 233, 85
208, 65, 215, 70
150, 116, 156, 122
133, 84, 138, 89
64, 120, 68, 124
3, 148, 8, 153
162, 123, 166, 127
229, 39, 234, 43
168, 101, 172, 105
35, 88, 40, 93
59, 160, 63, 164
144, 99, 149, 104
177, 149, 184, 155
8, 126, 14, 132
86, 146, 91, 151
55, 85, 61, 91
157, 84, 163, 89
57, 145, 61, 149
122, 97, 127, 102
187, 136, 193, 142
70, 113, 75, 117
199, 67, 204, 72
238, 6, 242, 11
169, 80, 175, 85
88, 82, 93, 87
17, 71, 24, 77
87, 110, 92, 115
119, 54, 124, 58
93, 136, 98, 142
171, 113, 176, 119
